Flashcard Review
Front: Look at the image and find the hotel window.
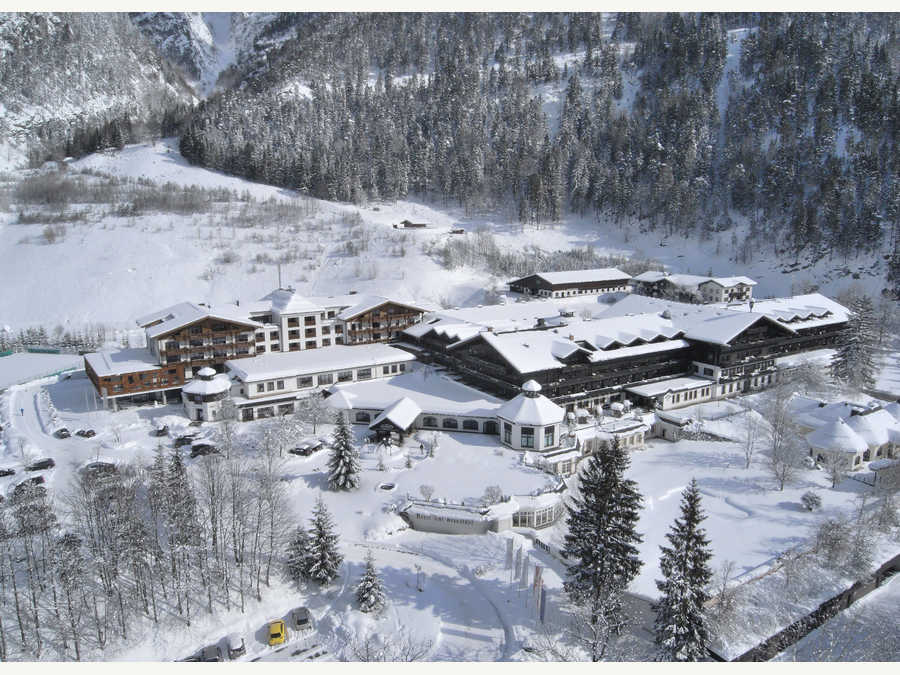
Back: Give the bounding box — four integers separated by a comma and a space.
318, 373, 334, 385
267, 382, 275, 392
442, 418, 458, 429
305, 341, 317, 350
503, 422, 512, 444
462, 419, 479, 431
391, 364, 399, 373
423, 416, 437, 427
355, 411, 371, 423
543, 426, 554, 447
256, 384, 264, 393
297, 376, 313, 388
277, 380, 285, 390
357, 368, 372, 380
338, 370, 352, 382
322, 339, 331, 346
520, 427, 535, 448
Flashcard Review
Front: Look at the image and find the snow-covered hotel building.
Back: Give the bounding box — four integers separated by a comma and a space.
85, 288, 427, 409
507, 268, 632, 298
403, 292, 849, 413
631, 271, 757, 304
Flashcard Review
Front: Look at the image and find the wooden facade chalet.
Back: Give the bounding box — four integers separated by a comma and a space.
342, 300, 426, 344
155, 316, 258, 373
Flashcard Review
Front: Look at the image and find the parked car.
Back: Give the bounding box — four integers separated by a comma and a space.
289, 607, 313, 633
54, 428, 71, 439
268, 619, 287, 646
190, 443, 219, 458
174, 434, 196, 448
26, 458, 56, 471
225, 633, 246, 659
200, 645, 224, 662
75, 429, 96, 438
154, 425, 169, 437
288, 441, 323, 457
0, 467, 15, 477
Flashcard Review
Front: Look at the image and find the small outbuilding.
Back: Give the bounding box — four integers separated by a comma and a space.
806, 418, 869, 470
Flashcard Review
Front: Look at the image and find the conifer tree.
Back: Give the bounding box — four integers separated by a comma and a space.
653, 479, 714, 662
306, 496, 343, 584
286, 525, 311, 584
328, 412, 361, 491
830, 295, 877, 390
355, 550, 386, 613
563, 437, 643, 661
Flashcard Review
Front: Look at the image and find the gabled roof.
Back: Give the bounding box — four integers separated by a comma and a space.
883, 402, 900, 421
512, 268, 631, 286
226, 344, 414, 382
337, 296, 426, 321
369, 397, 422, 431
260, 289, 325, 315
699, 276, 757, 288
84, 348, 160, 377
806, 418, 868, 453
681, 312, 795, 347
139, 302, 261, 339
496, 392, 565, 426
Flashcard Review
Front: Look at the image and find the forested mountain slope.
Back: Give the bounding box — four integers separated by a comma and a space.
0, 13, 197, 167
176, 12, 900, 295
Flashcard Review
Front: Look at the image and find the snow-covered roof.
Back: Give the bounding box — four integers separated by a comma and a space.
681, 312, 795, 347
196, 366, 216, 378
700, 276, 757, 288
806, 418, 868, 453
869, 458, 900, 471
369, 397, 422, 431
522, 379, 541, 393
744, 294, 849, 329
496, 391, 565, 427
84, 348, 160, 377
513, 267, 631, 286
182, 373, 231, 396
883, 402, 900, 421
846, 413, 892, 448
139, 301, 261, 338
226, 344, 415, 382
474, 331, 588, 373
625, 376, 714, 398
324, 370, 503, 418
337, 296, 427, 321
857, 409, 900, 444
260, 288, 325, 315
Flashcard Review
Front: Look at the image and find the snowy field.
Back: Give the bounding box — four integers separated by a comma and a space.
0, 352, 84, 390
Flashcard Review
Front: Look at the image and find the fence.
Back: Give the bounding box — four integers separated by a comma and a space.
721, 552, 900, 661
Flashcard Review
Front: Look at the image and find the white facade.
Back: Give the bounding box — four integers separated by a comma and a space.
181, 367, 231, 422
496, 380, 565, 452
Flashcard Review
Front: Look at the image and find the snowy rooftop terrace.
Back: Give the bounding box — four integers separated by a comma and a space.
84, 347, 161, 377
225, 343, 415, 382
325, 369, 504, 418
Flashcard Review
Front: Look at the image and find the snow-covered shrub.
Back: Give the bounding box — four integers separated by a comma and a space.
801, 491, 822, 511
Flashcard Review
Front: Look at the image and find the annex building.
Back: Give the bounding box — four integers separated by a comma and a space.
508, 267, 632, 298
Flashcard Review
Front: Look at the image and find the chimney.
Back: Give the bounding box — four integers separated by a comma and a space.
569, 334, 575, 341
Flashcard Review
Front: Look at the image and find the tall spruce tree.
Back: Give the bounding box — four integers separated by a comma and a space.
355, 550, 386, 613
306, 496, 343, 584
653, 479, 714, 662
328, 412, 361, 491
285, 525, 311, 585
562, 437, 643, 661
830, 295, 877, 390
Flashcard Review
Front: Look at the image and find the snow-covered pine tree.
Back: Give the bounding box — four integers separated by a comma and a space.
306, 496, 343, 584
830, 294, 877, 390
286, 525, 311, 584
562, 437, 643, 661
653, 478, 714, 662
355, 550, 386, 613
328, 411, 361, 491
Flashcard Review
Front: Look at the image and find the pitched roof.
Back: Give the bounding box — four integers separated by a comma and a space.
139, 302, 261, 339
700, 276, 757, 288
846, 412, 892, 448
883, 402, 900, 421
806, 418, 868, 453
369, 397, 422, 431
260, 289, 325, 314
519, 268, 631, 286
182, 373, 231, 396
496, 392, 565, 426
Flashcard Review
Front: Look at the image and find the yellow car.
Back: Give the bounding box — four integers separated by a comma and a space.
268, 619, 287, 646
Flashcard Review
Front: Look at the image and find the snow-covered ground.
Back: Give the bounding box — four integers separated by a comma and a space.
3, 366, 897, 661
0, 352, 84, 390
